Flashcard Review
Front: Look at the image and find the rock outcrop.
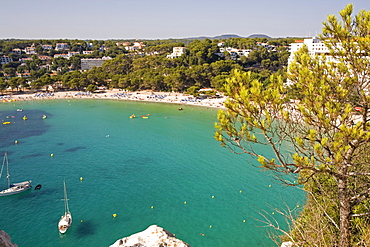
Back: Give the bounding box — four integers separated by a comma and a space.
109, 225, 190, 247
281, 241, 293, 247
0, 230, 18, 247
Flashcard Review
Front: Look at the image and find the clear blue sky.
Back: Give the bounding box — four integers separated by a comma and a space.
1, 0, 368, 40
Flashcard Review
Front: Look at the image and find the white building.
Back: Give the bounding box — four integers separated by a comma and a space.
54, 54, 69, 59
12, 48, 22, 55
41, 44, 53, 50
55, 43, 69, 51
83, 50, 94, 55
125, 42, 146, 51
218, 47, 251, 60
20, 57, 33, 63
81, 57, 112, 70
288, 37, 332, 65
287, 37, 369, 86
167, 47, 186, 59
68, 51, 80, 57
24, 46, 36, 55
1, 56, 13, 64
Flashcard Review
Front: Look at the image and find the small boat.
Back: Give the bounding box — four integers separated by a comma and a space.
129, 114, 136, 118
42, 115, 47, 119
58, 180, 72, 234
178, 108, 183, 110
0, 152, 32, 196
17, 109, 23, 112
2, 122, 10, 125
34, 184, 42, 190
23, 116, 27, 120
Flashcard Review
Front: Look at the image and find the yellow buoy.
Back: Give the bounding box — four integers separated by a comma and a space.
151, 206, 154, 209
15, 140, 18, 144
239, 190, 242, 193
211, 195, 214, 199
268, 185, 272, 187
50, 154, 54, 157
184, 201, 187, 204
112, 214, 117, 218
272, 212, 275, 215
243, 220, 246, 223
209, 225, 213, 228
80, 220, 83, 222
80, 177, 84, 181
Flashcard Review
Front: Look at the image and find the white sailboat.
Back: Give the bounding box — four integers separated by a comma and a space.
58, 180, 72, 234
0, 151, 32, 196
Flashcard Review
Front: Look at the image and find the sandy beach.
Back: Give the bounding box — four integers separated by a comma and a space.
1, 89, 226, 109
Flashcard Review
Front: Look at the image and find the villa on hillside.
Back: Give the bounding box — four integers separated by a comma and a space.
288, 37, 335, 65
124, 42, 146, 51
55, 43, 69, 51
1, 56, 13, 65
83, 50, 94, 55
41, 44, 53, 50
81, 56, 112, 70
24, 45, 36, 55
287, 37, 369, 86
12, 48, 22, 55
167, 47, 186, 59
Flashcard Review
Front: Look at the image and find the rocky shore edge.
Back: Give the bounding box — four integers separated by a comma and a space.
109, 225, 190, 247
0, 230, 17, 247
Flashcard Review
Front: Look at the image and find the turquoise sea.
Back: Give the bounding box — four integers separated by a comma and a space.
0, 99, 303, 247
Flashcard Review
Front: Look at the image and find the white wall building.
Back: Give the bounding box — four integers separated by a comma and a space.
81, 57, 112, 70
41, 44, 53, 50
55, 43, 69, 51
1, 56, 13, 64
287, 37, 368, 86
83, 50, 94, 55
218, 47, 252, 60
167, 47, 186, 59
54, 54, 69, 59
12, 48, 22, 55
288, 37, 332, 66
68, 51, 80, 57
24, 46, 36, 55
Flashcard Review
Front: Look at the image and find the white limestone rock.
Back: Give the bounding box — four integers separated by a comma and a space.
0, 230, 18, 247
281, 241, 293, 247
110, 225, 190, 247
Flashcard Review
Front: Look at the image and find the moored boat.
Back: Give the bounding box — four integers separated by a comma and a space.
58, 180, 72, 234
0, 152, 32, 196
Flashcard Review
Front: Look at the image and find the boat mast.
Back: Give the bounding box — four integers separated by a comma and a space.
1, 152, 11, 188
63, 180, 70, 214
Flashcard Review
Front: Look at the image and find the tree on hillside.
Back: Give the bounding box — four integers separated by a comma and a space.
214, 4, 370, 247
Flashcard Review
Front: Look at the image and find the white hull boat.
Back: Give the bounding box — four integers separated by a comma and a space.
0, 152, 32, 196
58, 180, 72, 234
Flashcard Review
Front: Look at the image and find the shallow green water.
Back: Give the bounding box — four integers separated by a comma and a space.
0, 99, 303, 247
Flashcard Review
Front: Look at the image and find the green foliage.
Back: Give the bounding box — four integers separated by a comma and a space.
215, 4, 370, 247
86, 84, 97, 92
0, 36, 291, 93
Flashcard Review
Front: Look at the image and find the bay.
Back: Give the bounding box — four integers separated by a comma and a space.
0, 99, 303, 247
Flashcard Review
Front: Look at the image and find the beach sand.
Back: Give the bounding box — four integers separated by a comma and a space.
1, 89, 226, 109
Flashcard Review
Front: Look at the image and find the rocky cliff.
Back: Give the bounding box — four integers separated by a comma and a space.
0, 230, 17, 247
109, 225, 190, 247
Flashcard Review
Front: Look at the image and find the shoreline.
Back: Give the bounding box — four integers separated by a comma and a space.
1, 89, 226, 109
